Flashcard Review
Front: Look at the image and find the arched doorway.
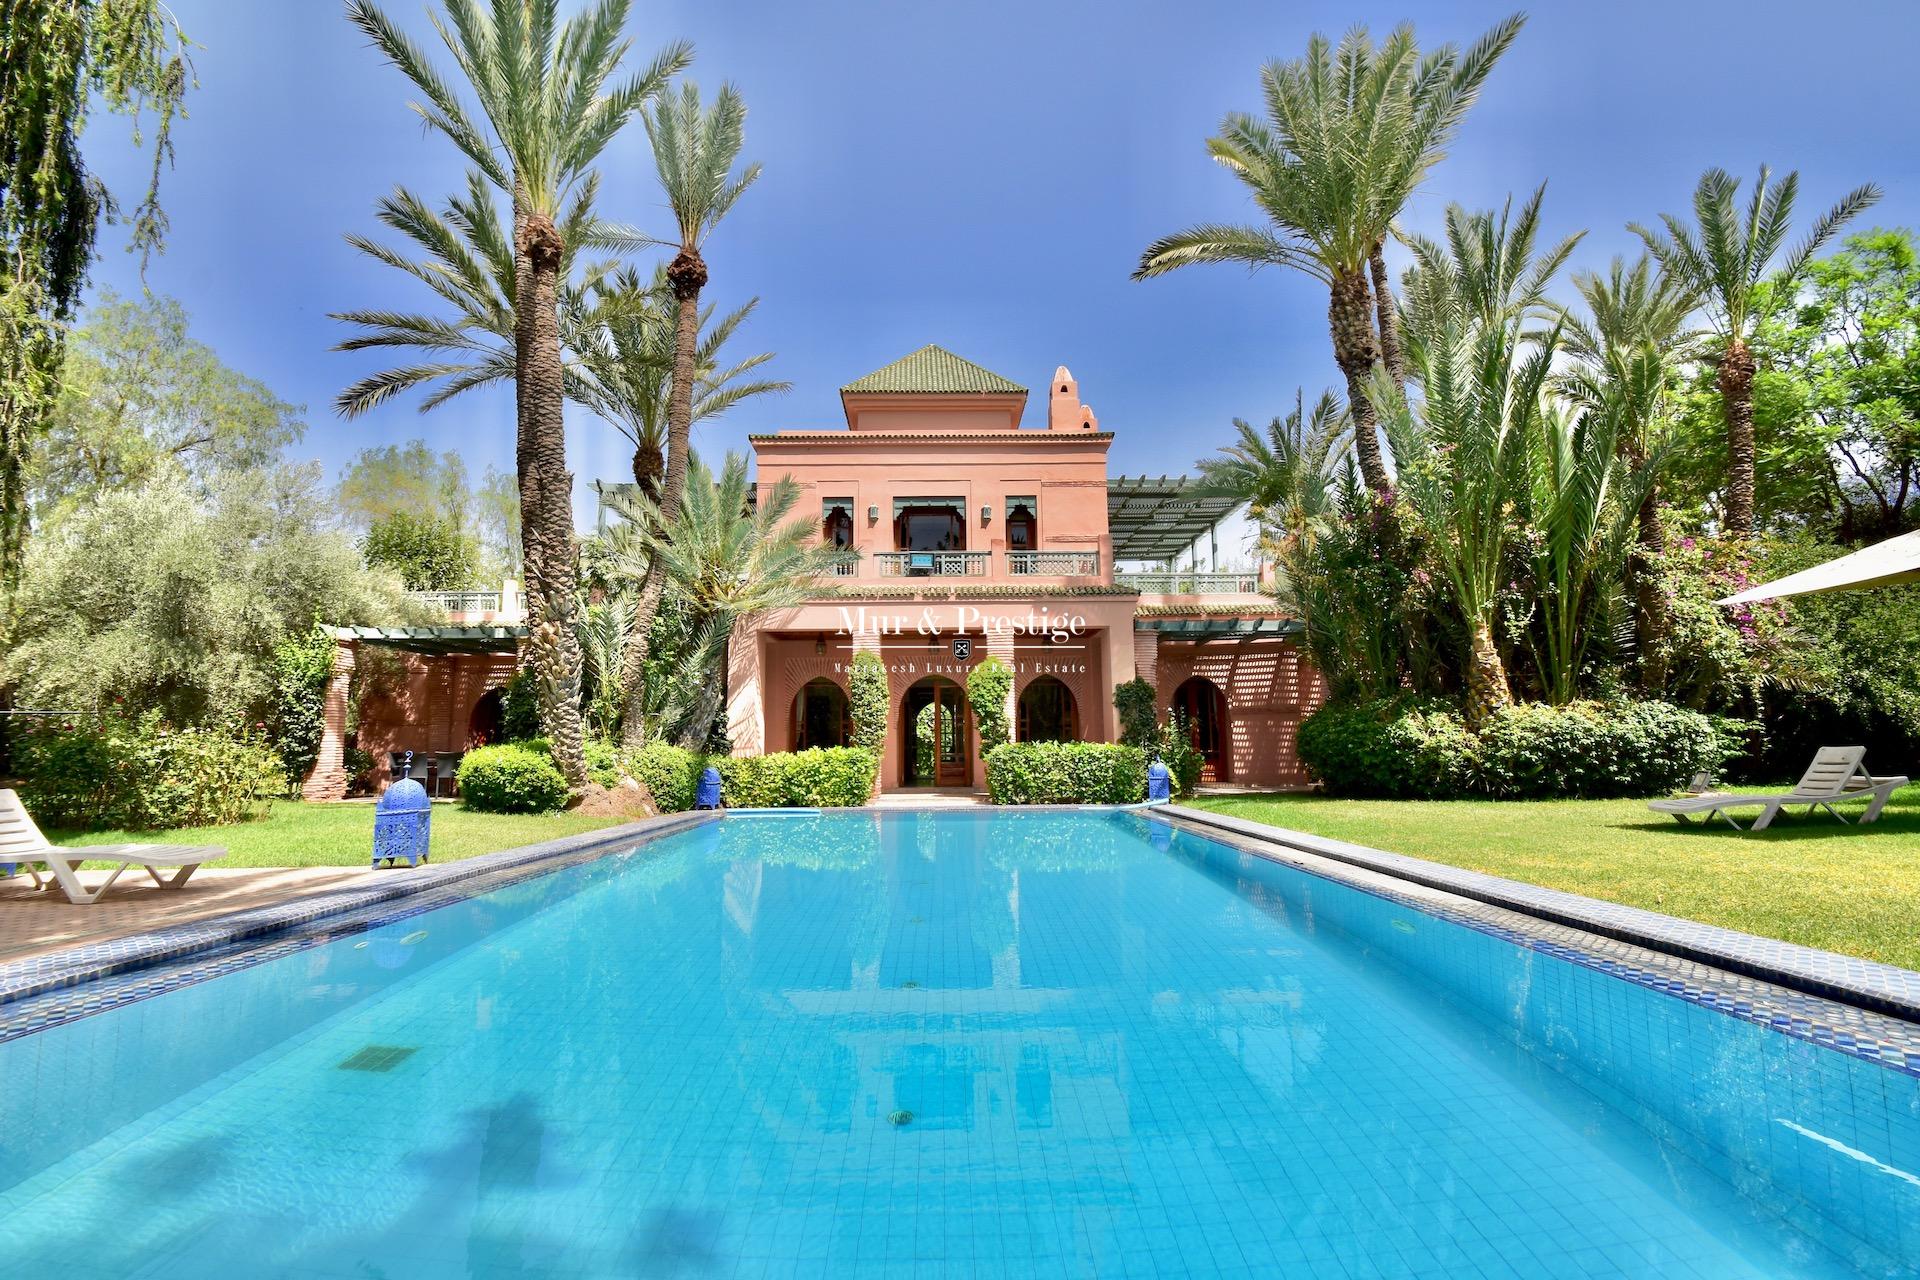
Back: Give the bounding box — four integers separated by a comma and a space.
468, 687, 506, 747
901, 677, 970, 787
793, 678, 852, 750
1017, 677, 1078, 743
1172, 676, 1229, 783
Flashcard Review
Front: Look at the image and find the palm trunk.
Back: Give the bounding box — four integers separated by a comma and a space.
1368, 240, 1405, 392
1718, 337, 1758, 535
1328, 265, 1390, 493
513, 206, 588, 788
1464, 618, 1512, 726
632, 438, 664, 504
620, 247, 707, 747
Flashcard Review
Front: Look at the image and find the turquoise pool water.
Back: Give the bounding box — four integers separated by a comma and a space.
1, 810, 1916, 1278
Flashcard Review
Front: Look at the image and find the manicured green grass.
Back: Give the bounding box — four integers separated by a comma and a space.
1188, 788, 1920, 971
48, 801, 624, 870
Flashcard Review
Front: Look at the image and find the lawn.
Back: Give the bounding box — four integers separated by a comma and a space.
48, 801, 625, 870
1188, 788, 1920, 972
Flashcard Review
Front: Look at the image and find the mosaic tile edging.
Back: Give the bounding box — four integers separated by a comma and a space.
0, 820, 721, 1044
1147, 807, 1920, 1080
0, 811, 719, 1009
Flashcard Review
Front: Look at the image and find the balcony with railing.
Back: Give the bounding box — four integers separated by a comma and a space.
412, 589, 505, 613
872, 551, 991, 578
1116, 570, 1264, 596
1006, 550, 1101, 577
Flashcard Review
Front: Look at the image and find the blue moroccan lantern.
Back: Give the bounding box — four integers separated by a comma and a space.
1146, 758, 1173, 804
695, 766, 723, 810
373, 752, 432, 869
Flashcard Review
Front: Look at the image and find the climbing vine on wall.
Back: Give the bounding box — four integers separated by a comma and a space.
967, 657, 1012, 753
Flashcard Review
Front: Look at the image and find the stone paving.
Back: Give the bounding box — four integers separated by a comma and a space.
0, 866, 372, 964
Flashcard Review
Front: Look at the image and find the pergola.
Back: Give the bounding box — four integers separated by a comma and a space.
1106, 475, 1242, 562
331, 625, 526, 655
1134, 617, 1300, 638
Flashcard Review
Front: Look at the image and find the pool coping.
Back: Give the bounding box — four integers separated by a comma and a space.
0, 810, 719, 1009
1155, 803, 1920, 1026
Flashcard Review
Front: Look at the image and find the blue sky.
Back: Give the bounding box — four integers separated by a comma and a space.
80, 0, 1920, 521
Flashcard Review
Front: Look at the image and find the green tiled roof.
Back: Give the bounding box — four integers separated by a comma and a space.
840, 345, 1026, 395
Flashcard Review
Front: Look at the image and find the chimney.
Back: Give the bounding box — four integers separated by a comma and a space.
1047, 366, 1099, 432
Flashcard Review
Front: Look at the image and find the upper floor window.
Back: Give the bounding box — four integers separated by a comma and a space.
893, 497, 966, 551
822, 498, 854, 549
1006, 497, 1037, 550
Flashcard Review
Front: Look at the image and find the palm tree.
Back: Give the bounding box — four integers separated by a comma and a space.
332, 171, 608, 416
345, 0, 690, 789
575, 265, 787, 502
1560, 255, 1700, 688
1134, 17, 1524, 493
1378, 195, 1573, 722
1633, 166, 1879, 535
607, 451, 839, 747
1195, 389, 1349, 561
619, 81, 761, 746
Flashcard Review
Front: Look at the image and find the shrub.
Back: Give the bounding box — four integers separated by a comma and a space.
456, 743, 570, 813
967, 658, 1013, 754
1113, 678, 1158, 748
583, 739, 622, 789
628, 741, 700, 812
1154, 712, 1204, 797
986, 742, 1147, 805
624, 743, 876, 811
848, 651, 889, 762
1298, 697, 1728, 800
498, 668, 542, 742
18, 714, 285, 830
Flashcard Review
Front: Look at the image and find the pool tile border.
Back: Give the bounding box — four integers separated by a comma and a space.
1150, 805, 1920, 1079
0, 811, 718, 1012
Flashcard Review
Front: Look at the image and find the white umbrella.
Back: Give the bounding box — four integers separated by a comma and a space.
1718, 528, 1920, 604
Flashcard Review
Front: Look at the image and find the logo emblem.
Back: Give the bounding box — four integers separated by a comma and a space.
952, 636, 973, 661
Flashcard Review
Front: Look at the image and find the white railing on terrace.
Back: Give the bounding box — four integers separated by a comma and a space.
1006, 550, 1101, 577
873, 551, 990, 578
827, 554, 861, 578
1116, 570, 1263, 595
412, 589, 505, 612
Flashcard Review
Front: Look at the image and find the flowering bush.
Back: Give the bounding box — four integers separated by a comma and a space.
17, 714, 285, 830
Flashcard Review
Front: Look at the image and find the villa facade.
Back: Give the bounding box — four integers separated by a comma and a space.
310, 346, 1324, 799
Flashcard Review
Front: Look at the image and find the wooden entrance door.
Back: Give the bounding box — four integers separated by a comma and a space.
904, 678, 970, 786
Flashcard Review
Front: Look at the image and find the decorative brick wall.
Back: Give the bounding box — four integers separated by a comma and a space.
1153, 637, 1324, 787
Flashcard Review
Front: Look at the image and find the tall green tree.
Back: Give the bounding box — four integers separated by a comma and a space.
607, 451, 837, 748
1194, 388, 1349, 564
1380, 193, 1575, 721
33, 291, 304, 509
361, 510, 477, 590
0, 0, 191, 602
1134, 16, 1523, 492
620, 81, 761, 746
1560, 255, 1699, 687
334, 439, 473, 533
576, 264, 785, 501
1633, 165, 1879, 535
343, 0, 690, 789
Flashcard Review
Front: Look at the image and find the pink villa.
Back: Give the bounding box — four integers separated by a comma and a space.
307, 346, 1325, 800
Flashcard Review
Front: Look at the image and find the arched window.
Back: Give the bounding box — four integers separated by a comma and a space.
793, 678, 852, 750
1172, 676, 1230, 783
1017, 677, 1078, 743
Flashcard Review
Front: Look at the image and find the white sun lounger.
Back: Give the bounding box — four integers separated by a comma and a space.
0, 788, 228, 905
1647, 747, 1909, 831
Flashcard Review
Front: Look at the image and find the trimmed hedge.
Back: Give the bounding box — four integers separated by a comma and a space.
456, 743, 570, 813
627, 742, 876, 810
1297, 697, 1729, 800
986, 741, 1147, 805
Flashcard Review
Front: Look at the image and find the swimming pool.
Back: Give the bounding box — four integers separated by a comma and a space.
1, 809, 1916, 1277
